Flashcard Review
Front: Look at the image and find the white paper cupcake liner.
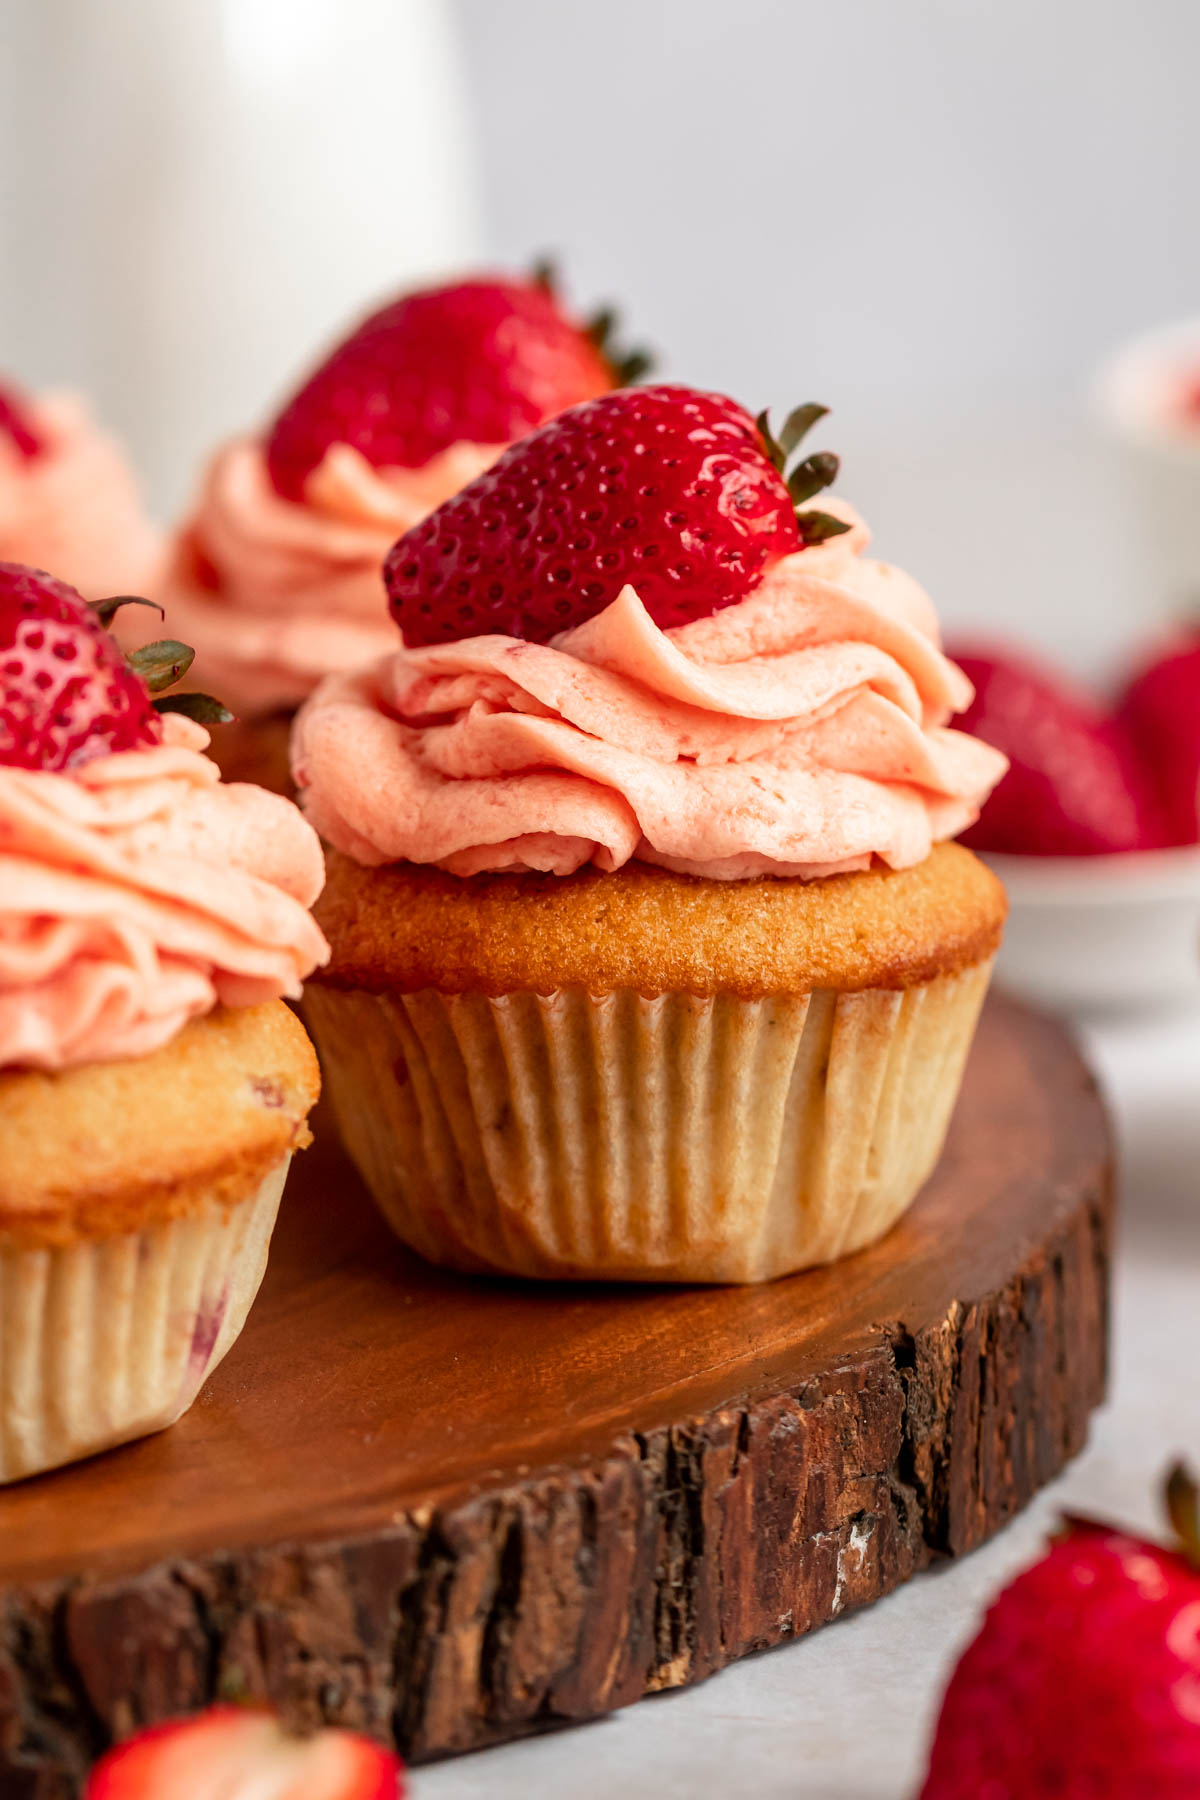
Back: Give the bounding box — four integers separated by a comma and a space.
306, 961, 993, 1283
0, 1156, 290, 1484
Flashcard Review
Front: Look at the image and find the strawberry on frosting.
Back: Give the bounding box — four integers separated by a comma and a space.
146, 270, 646, 718
0, 382, 159, 599
0, 565, 328, 1071
295, 505, 1006, 879
384, 387, 843, 646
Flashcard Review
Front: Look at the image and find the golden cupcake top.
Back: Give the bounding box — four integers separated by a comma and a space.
315, 842, 1006, 1001
0, 1002, 319, 1247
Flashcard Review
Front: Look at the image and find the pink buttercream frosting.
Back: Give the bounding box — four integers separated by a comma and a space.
292, 502, 1008, 881
0, 392, 160, 600
0, 715, 329, 1071
146, 437, 503, 717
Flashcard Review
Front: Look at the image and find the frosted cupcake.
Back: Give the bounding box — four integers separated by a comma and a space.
145, 270, 648, 791
0, 563, 327, 1480
0, 376, 159, 598
295, 387, 1008, 1285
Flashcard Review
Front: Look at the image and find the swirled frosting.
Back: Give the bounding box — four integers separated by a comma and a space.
147, 437, 503, 716
292, 502, 1008, 881
0, 716, 329, 1071
0, 392, 160, 599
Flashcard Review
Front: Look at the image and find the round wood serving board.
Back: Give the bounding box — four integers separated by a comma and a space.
0, 994, 1112, 1795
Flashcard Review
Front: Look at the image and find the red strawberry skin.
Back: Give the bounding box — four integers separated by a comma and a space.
1116, 633, 1200, 847
265, 276, 616, 501
86, 1706, 405, 1800
921, 1523, 1200, 1799
0, 377, 43, 460
0, 562, 160, 771
949, 645, 1165, 855
385, 384, 803, 646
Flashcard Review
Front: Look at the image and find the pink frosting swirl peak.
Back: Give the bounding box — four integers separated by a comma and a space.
0, 716, 329, 1071
0, 392, 160, 600
145, 437, 503, 717
292, 502, 1008, 881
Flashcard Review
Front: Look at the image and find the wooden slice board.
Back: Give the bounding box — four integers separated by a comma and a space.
0, 994, 1112, 1795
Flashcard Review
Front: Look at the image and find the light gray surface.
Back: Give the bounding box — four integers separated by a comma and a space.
419, 997, 1200, 1799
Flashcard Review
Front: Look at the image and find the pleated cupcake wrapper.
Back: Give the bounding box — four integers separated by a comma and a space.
306, 962, 993, 1284
0, 1156, 290, 1484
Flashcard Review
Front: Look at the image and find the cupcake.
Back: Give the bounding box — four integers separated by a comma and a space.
0, 376, 159, 598
0, 563, 327, 1481
294, 386, 1008, 1285
141, 270, 649, 792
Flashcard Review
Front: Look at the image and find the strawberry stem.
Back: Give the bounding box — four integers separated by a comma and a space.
611, 347, 654, 385
127, 639, 195, 694
787, 451, 840, 507
757, 404, 852, 545
778, 402, 829, 457
755, 410, 785, 473
86, 590, 235, 728
797, 509, 853, 547
587, 305, 616, 347
583, 304, 655, 388
528, 258, 655, 388
153, 692, 235, 725
1166, 1462, 1200, 1569
88, 593, 164, 629
529, 254, 559, 294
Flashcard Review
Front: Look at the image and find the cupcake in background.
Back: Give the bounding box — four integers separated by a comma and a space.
142, 267, 650, 791
296, 387, 1007, 1285
0, 563, 327, 1482
0, 377, 160, 598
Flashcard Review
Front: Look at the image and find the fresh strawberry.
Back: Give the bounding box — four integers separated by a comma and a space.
949, 644, 1165, 855
0, 562, 229, 772
1116, 631, 1200, 846
921, 1465, 1200, 1799
85, 1705, 405, 1800
0, 377, 43, 459
265, 269, 650, 501
384, 387, 849, 646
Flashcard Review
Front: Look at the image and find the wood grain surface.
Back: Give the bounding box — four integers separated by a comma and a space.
0, 993, 1112, 1796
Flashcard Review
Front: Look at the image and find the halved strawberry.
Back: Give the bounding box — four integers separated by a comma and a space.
0, 562, 230, 772
265, 268, 649, 501
85, 1706, 404, 1799
949, 643, 1165, 855
0, 376, 43, 459
384, 386, 848, 646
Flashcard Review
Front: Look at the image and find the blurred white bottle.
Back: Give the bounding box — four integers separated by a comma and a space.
0, 0, 480, 516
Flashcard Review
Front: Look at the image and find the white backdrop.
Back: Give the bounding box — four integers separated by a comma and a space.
0, 0, 1195, 673
453, 0, 1199, 680
0, 0, 480, 512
